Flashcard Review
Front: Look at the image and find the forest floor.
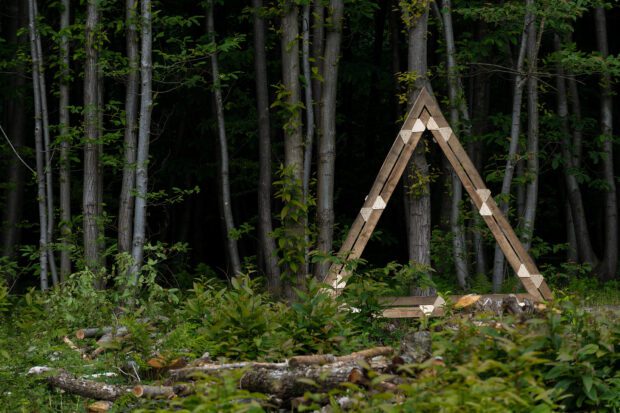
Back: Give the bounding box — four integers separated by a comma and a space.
1, 276, 619, 412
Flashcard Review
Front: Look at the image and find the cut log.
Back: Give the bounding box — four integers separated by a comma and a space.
87, 400, 113, 413
132, 384, 175, 399
454, 294, 481, 309
63, 336, 89, 359
90, 329, 129, 358
336, 346, 393, 362
28, 367, 129, 401
170, 361, 288, 380
76, 326, 128, 340
239, 358, 391, 400
398, 331, 431, 364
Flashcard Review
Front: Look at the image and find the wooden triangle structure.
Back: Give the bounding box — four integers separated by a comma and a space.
325, 87, 553, 316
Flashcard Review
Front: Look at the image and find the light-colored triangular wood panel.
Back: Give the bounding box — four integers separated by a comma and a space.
326, 86, 553, 302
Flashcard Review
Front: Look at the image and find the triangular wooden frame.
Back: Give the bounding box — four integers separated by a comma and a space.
325, 87, 553, 313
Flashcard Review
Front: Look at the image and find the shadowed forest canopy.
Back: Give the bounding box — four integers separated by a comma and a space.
0, 0, 619, 295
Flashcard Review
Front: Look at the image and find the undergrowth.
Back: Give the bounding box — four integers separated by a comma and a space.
1, 267, 619, 412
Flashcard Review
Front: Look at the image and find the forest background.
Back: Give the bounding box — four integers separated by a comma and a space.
0, 0, 619, 297
1, 0, 620, 411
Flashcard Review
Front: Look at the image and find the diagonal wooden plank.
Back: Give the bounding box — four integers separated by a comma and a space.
325, 90, 431, 290
424, 95, 548, 300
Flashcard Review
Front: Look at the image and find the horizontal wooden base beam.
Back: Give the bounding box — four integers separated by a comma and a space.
379, 294, 539, 318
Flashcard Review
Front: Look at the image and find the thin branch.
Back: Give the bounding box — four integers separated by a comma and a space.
0, 123, 36, 175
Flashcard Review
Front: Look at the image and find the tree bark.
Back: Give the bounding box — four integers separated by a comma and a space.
207, 1, 242, 276
118, 0, 140, 256
521, 0, 540, 251
280, 1, 306, 299
29, 367, 129, 401
28, 0, 49, 291
594, 7, 617, 281
83, 0, 101, 275
311, 1, 324, 147
302, 4, 315, 201
402, 2, 432, 295
315, 0, 344, 281
31, 0, 59, 287
129, 0, 154, 282
58, 0, 71, 281
252, 0, 281, 294
491, 7, 530, 292
554, 34, 598, 269
440, 0, 469, 289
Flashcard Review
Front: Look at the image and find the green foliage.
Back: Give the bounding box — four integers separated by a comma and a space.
272, 165, 314, 278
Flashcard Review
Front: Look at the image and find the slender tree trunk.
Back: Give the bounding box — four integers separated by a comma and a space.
315, 0, 344, 281
311, 1, 324, 151
491, 7, 530, 291
440, 0, 469, 289
31, 1, 59, 287
554, 34, 598, 269
58, 0, 71, 281
252, 0, 281, 294
83, 0, 101, 274
402, 2, 433, 295
280, 1, 306, 299
118, 0, 140, 255
469, 23, 489, 277
521, 0, 540, 251
129, 0, 154, 282
28, 0, 49, 290
96, 68, 105, 273
594, 7, 617, 281
207, 0, 241, 276
2, 0, 26, 259
302, 4, 315, 200
389, 0, 401, 125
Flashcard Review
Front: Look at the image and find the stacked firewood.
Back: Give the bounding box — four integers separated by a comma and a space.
29, 331, 433, 411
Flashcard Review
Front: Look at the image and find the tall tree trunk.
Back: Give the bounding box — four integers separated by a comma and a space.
58, 0, 71, 281
252, 0, 281, 294
402, 2, 432, 295
469, 23, 489, 277
521, 0, 540, 251
96, 68, 105, 272
28, 0, 49, 290
302, 4, 315, 200
389, 0, 401, 125
594, 7, 617, 281
491, 6, 530, 292
315, 0, 344, 281
129, 0, 154, 283
83, 0, 101, 274
280, 1, 306, 299
440, 0, 469, 289
554, 34, 598, 269
2, 0, 26, 259
311, 1, 324, 151
207, 0, 241, 276
32, 1, 59, 287
118, 0, 139, 256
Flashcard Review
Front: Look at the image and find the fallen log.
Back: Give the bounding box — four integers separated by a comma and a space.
239, 358, 391, 400
170, 361, 288, 380
132, 384, 175, 399
76, 326, 128, 340
287, 346, 393, 367
28, 367, 130, 401
90, 329, 130, 358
